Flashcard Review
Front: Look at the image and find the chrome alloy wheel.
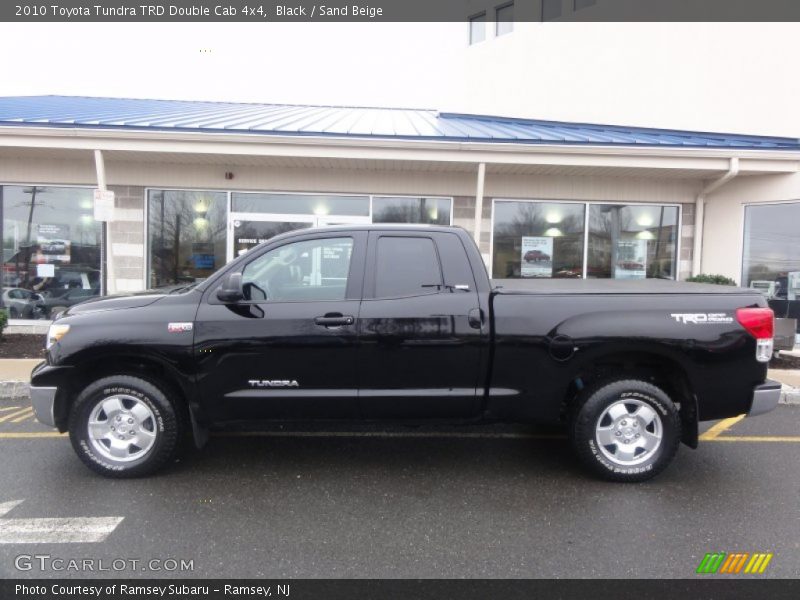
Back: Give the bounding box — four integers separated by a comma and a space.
595, 398, 663, 466
87, 394, 158, 462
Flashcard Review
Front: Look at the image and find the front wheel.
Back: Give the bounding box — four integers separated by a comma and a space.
68, 375, 182, 478
570, 378, 681, 482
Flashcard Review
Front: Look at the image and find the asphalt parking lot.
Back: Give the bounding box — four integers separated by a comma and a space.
0, 403, 798, 579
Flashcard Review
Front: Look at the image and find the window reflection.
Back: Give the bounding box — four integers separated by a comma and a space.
232, 193, 369, 216
492, 201, 585, 278
372, 197, 451, 225
147, 190, 227, 288
588, 205, 678, 279
743, 202, 800, 298
2, 186, 101, 319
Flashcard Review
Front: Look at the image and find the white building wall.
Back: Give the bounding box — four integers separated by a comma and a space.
449, 23, 800, 138
702, 173, 800, 283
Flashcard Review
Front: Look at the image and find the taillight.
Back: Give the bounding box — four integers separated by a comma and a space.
736, 307, 774, 363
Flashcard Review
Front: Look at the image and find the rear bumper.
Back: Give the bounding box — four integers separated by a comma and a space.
30, 386, 57, 427
749, 379, 782, 417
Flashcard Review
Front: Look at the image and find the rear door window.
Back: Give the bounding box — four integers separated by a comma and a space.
375, 236, 442, 298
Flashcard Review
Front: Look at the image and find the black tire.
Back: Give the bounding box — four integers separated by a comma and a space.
570, 378, 681, 483
68, 375, 183, 478
9, 306, 18, 318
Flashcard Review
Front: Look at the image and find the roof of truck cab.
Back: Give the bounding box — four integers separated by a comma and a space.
492, 278, 761, 295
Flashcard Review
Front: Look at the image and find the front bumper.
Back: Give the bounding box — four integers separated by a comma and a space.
749, 379, 782, 417
29, 361, 73, 430
30, 385, 57, 427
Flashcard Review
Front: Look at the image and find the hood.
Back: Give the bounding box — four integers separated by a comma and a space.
61, 292, 164, 317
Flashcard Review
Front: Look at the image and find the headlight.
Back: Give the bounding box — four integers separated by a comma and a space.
46, 324, 70, 349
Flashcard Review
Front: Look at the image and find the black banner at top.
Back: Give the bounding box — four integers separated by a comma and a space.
3, 0, 800, 22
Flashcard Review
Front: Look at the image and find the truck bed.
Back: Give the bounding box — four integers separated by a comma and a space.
491, 278, 763, 296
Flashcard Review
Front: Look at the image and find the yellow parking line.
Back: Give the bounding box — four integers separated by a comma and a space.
699, 414, 746, 441
0, 407, 34, 423
0, 406, 21, 412
0, 432, 66, 438
706, 436, 800, 442
10, 408, 34, 423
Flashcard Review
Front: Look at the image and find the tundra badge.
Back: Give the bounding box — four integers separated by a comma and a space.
248, 380, 300, 388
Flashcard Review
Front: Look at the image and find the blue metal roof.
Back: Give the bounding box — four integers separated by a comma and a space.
0, 95, 798, 150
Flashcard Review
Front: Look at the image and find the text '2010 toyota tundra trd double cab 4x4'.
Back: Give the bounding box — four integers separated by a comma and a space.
30, 225, 780, 482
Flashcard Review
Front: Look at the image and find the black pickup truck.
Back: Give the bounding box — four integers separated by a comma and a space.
30, 225, 780, 482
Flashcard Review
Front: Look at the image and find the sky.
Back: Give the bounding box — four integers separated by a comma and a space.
0, 23, 463, 108
1, 23, 798, 136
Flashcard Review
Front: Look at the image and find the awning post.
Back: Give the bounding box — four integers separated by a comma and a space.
474, 162, 486, 247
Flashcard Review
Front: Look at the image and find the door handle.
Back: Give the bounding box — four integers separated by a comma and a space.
468, 308, 483, 330
314, 314, 355, 327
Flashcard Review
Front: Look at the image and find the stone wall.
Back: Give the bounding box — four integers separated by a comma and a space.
107, 186, 146, 293
679, 202, 694, 281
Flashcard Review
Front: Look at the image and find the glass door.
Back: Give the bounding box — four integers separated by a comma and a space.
228, 213, 371, 261
230, 215, 314, 260
316, 215, 371, 228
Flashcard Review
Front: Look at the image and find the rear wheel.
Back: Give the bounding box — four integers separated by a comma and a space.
570, 378, 681, 482
68, 375, 182, 478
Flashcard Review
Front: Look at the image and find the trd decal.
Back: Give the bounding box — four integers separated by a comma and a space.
670, 313, 733, 324
167, 322, 194, 333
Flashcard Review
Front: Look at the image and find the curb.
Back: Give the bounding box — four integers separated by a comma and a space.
0, 381, 31, 404
781, 385, 800, 406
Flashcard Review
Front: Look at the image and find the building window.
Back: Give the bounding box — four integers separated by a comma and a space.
542, 0, 561, 20
1, 185, 101, 320
587, 204, 679, 279
231, 193, 369, 216
372, 197, 452, 225
492, 201, 586, 279
147, 189, 227, 289
469, 13, 486, 44
574, 0, 596, 10
742, 202, 800, 298
496, 3, 514, 36
492, 200, 680, 279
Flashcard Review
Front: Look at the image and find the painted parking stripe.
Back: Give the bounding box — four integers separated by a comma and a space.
0, 408, 33, 423
698, 414, 746, 441
10, 408, 34, 423
0, 406, 21, 413
707, 436, 800, 443
0, 500, 124, 544
0, 432, 65, 438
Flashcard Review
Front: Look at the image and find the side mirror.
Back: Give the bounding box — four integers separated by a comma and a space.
216, 272, 244, 303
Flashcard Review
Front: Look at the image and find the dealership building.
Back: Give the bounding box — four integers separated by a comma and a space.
0, 95, 799, 323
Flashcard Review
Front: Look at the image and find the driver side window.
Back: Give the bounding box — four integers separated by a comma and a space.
242, 237, 354, 302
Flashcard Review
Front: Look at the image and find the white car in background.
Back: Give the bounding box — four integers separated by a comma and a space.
2, 287, 45, 319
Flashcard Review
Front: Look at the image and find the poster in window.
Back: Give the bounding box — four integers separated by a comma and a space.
615, 240, 647, 279
788, 271, 800, 301
35, 224, 71, 264
190, 242, 215, 270
520, 236, 553, 278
